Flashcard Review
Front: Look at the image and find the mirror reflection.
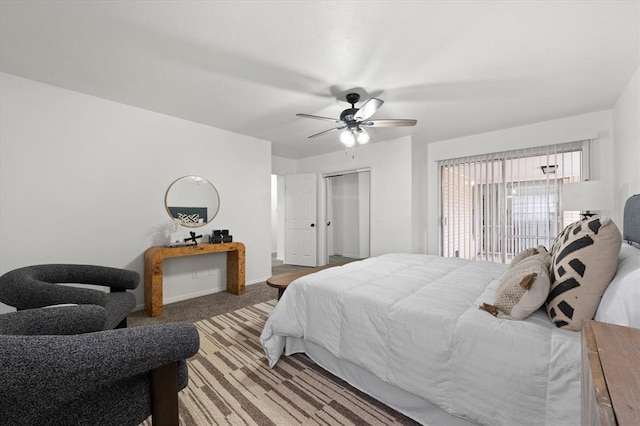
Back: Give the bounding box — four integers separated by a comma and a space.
165, 175, 220, 228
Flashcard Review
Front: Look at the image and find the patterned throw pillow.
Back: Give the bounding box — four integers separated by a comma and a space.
480, 249, 552, 320
546, 217, 622, 330
510, 246, 543, 268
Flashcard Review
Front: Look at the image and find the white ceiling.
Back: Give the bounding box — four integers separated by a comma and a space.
1, 1, 638, 159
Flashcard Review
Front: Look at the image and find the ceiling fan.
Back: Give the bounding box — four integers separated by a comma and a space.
296, 92, 417, 147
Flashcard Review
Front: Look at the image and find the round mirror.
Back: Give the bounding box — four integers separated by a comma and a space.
164, 175, 220, 228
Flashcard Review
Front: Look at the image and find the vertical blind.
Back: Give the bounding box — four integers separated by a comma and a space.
439, 141, 587, 263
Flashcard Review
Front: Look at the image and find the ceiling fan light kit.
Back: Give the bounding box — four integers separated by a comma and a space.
297, 92, 417, 148
339, 129, 356, 147
339, 126, 370, 147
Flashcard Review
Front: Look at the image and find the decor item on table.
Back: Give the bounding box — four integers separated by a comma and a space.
480, 246, 551, 320
210, 229, 232, 243
183, 231, 202, 246
562, 180, 611, 220
168, 217, 183, 245
296, 91, 417, 148
164, 175, 220, 228
546, 216, 622, 330
0, 264, 139, 329
0, 304, 199, 426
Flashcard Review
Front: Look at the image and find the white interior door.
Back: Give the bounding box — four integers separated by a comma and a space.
285, 173, 317, 266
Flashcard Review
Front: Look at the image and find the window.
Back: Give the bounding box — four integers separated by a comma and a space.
439, 141, 586, 263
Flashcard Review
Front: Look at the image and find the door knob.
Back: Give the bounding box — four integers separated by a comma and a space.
327, 221, 331, 226
310, 223, 315, 227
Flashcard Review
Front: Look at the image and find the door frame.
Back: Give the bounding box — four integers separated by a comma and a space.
321, 168, 372, 266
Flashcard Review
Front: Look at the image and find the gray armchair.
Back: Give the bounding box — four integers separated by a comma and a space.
0, 264, 139, 329
0, 305, 200, 426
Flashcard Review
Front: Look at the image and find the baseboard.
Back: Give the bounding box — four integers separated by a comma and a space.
133, 277, 272, 312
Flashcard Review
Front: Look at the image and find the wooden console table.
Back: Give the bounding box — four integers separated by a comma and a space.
144, 242, 245, 317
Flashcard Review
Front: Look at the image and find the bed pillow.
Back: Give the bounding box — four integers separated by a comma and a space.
510, 246, 546, 268
480, 250, 552, 320
595, 244, 640, 328
546, 217, 622, 330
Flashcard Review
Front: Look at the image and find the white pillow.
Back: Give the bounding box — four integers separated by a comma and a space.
595, 244, 640, 329
480, 250, 551, 320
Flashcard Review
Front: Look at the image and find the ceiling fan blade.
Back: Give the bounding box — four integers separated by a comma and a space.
308, 126, 345, 138
354, 98, 384, 121
363, 119, 417, 127
296, 113, 341, 123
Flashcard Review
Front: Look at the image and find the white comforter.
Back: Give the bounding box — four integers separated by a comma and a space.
261, 254, 582, 426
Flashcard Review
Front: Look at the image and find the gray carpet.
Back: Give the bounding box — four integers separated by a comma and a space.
129, 257, 356, 326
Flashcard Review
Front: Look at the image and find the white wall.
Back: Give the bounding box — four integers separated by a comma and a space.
271, 155, 297, 176
276, 175, 286, 261
613, 65, 640, 225
271, 155, 296, 261
0, 73, 272, 313
296, 137, 413, 257
411, 138, 429, 254
270, 174, 278, 253
425, 110, 614, 254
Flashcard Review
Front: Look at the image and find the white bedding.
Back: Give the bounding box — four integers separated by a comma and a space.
261, 254, 582, 425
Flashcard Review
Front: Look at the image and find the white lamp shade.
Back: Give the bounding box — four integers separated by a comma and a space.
356, 128, 370, 144
562, 180, 611, 212
339, 130, 355, 147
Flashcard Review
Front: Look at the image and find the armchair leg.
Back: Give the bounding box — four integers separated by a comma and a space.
151, 362, 179, 426
115, 317, 127, 329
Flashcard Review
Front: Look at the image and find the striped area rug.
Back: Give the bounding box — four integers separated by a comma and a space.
143, 300, 418, 425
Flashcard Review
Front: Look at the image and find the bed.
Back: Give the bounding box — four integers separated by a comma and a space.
261, 195, 640, 426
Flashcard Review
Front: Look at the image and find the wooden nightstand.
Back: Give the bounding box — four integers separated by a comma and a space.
581, 320, 640, 426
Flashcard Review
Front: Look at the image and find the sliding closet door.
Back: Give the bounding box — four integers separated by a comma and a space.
325, 171, 371, 261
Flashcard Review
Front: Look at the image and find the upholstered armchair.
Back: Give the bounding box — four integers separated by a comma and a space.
0, 264, 139, 329
0, 305, 200, 426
